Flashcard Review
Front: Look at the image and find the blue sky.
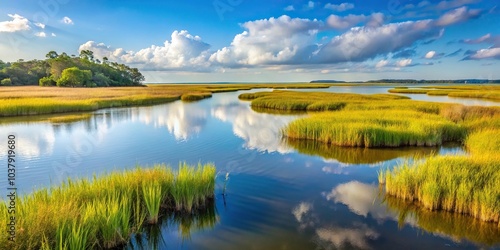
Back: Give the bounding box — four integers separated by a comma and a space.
0, 0, 499, 82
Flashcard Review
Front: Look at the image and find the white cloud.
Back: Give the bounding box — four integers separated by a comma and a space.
375, 59, 389, 68
210, 15, 323, 66
326, 14, 368, 30
34, 22, 45, 29
284, 5, 295, 11
315, 20, 440, 64
465, 48, 500, 60
324, 2, 355, 12
77, 7, 479, 72
326, 13, 385, 30
436, 6, 481, 26
80, 30, 212, 70
61, 16, 74, 25
51, 33, 56, 37
0, 14, 30, 32
396, 58, 413, 67
35, 32, 47, 37
425, 50, 436, 59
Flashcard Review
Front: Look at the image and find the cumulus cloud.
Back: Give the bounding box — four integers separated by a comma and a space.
315, 20, 440, 64
324, 2, 355, 12
210, 15, 323, 66
35, 32, 47, 37
424, 50, 445, 59
396, 58, 413, 67
375, 59, 389, 68
0, 14, 30, 32
284, 5, 295, 11
436, 6, 481, 26
326, 13, 385, 30
61, 16, 74, 25
34, 22, 45, 29
78, 7, 482, 71
80, 30, 212, 70
464, 48, 500, 60
305, 1, 315, 10
462, 33, 500, 60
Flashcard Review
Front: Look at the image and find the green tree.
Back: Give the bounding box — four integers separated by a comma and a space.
57, 67, 92, 87
45, 51, 58, 59
39, 76, 55, 86
0, 78, 12, 86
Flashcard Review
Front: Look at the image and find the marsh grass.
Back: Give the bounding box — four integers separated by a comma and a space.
382, 127, 500, 225
47, 113, 91, 123
284, 110, 466, 147
0, 83, 333, 117
388, 85, 500, 101
181, 92, 212, 102
0, 163, 216, 250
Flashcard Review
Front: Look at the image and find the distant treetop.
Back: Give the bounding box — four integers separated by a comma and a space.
0, 50, 145, 87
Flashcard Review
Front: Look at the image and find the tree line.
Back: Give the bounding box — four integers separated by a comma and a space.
0, 50, 145, 87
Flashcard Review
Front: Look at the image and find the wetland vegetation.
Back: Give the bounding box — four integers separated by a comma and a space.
239, 88, 500, 224
0, 163, 216, 250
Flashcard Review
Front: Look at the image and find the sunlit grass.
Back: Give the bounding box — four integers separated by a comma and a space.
388, 85, 500, 101
47, 113, 92, 123
285, 110, 466, 147
0, 163, 216, 250
0, 83, 334, 116
384, 129, 500, 224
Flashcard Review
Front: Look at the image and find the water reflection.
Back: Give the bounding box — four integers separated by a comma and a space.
131, 102, 208, 141
287, 139, 440, 164
324, 181, 500, 247
212, 102, 301, 153
314, 224, 379, 250
128, 200, 219, 249
291, 201, 380, 250
0, 124, 55, 159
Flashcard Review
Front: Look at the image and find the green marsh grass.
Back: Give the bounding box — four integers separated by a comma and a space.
0, 83, 333, 117
284, 110, 465, 147
243, 90, 499, 224
388, 85, 500, 101
181, 92, 212, 102
47, 113, 91, 123
0, 163, 216, 250
384, 137, 500, 224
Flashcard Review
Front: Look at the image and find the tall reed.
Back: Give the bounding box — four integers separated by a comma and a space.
0, 163, 216, 250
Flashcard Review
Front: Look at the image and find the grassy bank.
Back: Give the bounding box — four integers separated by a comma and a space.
285, 110, 465, 147
241, 90, 499, 147
388, 85, 500, 101
0, 163, 216, 249
383, 130, 500, 225
0, 83, 333, 117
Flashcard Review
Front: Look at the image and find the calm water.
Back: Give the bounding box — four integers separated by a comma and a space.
1, 86, 499, 249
